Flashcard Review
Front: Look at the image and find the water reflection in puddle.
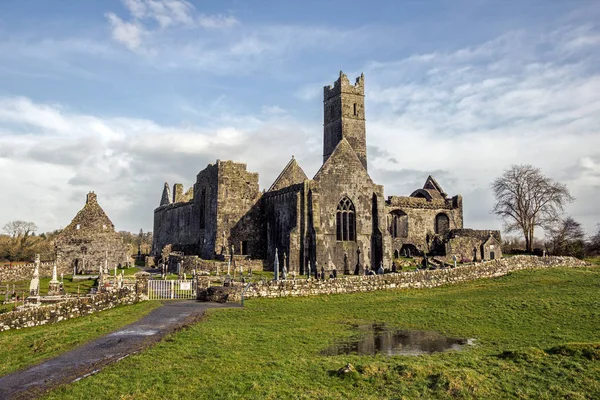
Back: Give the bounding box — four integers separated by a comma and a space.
322, 324, 473, 356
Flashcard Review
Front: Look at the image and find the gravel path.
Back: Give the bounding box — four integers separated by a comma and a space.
0, 301, 237, 399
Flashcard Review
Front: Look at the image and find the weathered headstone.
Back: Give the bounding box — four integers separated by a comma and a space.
343, 252, 349, 275
29, 254, 40, 296
354, 248, 362, 275
274, 248, 279, 281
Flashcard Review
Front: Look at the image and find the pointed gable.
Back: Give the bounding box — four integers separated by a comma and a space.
313, 137, 372, 183
64, 192, 115, 233
268, 157, 308, 192
160, 182, 172, 206
423, 175, 446, 196
423, 175, 446, 199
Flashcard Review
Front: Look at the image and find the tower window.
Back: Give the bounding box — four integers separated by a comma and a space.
353, 103, 357, 116
330, 105, 335, 119
336, 197, 356, 241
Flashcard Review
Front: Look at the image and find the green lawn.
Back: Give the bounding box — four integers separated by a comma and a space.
0, 301, 161, 377
44, 266, 600, 399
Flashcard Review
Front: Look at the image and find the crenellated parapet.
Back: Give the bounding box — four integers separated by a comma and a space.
324, 71, 364, 100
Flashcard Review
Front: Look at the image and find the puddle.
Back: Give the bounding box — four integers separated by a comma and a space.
322, 324, 473, 356
109, 329, 158, 337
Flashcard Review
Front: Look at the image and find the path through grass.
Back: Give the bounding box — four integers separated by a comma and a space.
43, 266, 600, 399
0, 301, 161, 377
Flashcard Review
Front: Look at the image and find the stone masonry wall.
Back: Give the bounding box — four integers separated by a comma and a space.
385, 195, 463, 255
222, 256, 589, 301
0, 261, 56, 282
0, 288, 137, 331
216, 161, 264, 259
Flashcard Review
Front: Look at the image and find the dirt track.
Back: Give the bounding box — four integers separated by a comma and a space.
0, 301, 237, 399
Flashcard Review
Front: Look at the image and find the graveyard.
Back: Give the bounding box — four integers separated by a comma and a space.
2, 1, 600, 398
0, 261, 596, 399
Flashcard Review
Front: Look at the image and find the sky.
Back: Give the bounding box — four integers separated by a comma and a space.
0, 0, 599, 238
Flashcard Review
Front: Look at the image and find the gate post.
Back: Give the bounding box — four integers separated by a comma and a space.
134, 271, 150, 301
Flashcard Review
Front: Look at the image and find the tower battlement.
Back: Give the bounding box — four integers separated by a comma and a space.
324, 71, 364, 101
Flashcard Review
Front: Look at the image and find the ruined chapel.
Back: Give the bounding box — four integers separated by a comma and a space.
153, 72, 501, 273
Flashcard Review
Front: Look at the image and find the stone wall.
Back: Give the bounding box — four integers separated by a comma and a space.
0, 261, 56, 282
215, 256, 589, 301
385, 195, 463, 255
195, 258, 266, 274
215, 161, 264, 259
263, 185, 302, 271
0, 289, 137, 331
153, 201, 198, 255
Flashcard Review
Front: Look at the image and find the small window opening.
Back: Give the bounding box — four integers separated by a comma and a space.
353, 103, 357, 116
241, 241, 249, 256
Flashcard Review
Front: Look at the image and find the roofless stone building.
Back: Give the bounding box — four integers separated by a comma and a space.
153, 72, 501, 273
55, 192, 129, 274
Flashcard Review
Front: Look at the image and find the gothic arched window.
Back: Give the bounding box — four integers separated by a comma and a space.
336, 197, 356, 241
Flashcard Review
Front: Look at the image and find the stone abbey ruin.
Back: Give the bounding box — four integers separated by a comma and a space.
55, 192, 129, 275
153, 72, 502, 274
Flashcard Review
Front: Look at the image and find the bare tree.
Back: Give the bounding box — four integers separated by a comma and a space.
1, 220, 39, 261
588, 224, 600, 256
2, 220, 37, 238
491, 165, 574, 253
545, 217, 586, 257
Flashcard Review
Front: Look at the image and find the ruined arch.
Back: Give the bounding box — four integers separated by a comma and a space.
389, 210, 408, 238
435, 213, 450, 235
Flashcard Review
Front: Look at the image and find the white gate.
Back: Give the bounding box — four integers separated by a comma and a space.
147, 279, 197, 300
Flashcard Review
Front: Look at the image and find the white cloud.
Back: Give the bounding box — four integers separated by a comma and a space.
197, 14, 239, 29
0, 96, 318, 232
362, 25, 600, 234
106, 0, 238, 51
105, 12, 145, 51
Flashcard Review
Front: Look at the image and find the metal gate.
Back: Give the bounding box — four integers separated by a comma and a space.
147, 279, 197, 300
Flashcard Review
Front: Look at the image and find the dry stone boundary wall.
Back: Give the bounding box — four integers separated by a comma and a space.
0, 289, 137, 332
0, 262, 61, 283
228, 256, 589, 301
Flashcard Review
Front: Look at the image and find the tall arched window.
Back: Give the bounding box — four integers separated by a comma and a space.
336, 197, 355, 241
435, 213, 450, 235
389, 211, 408, 238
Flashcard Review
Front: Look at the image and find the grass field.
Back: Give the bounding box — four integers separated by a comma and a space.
0, 301, 161, 377
42, 265, 600, 399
